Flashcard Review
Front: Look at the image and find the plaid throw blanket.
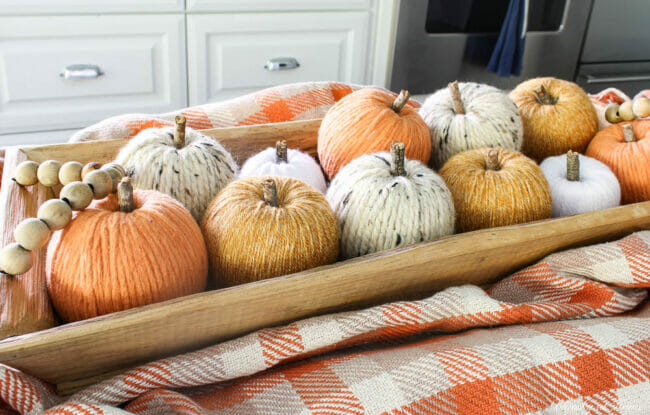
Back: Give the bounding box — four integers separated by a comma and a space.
0, 231, 648, 414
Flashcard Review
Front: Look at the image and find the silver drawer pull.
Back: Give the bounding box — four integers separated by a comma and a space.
264, 57, 300, 71
584, 74, 650, 84
60, 64, 104, 79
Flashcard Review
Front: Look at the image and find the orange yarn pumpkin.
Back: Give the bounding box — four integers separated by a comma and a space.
201, 175, 339, 287
46, 188, 208, 322
318, 88, 431, 179
439, 147, 552, 232
509, 77, 598, 161
586, 120, 650, 203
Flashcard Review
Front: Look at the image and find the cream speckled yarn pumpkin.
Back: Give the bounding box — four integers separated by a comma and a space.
420, 81, 523, 169
327, 142, 455, 259
116, 117, 237, 221
239, 141, 327, 193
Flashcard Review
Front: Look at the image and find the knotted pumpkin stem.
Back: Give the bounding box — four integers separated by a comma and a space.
390, 90, 410, 114
566, 150, 580, 181
533, 85, 557, 105
174, 116, 186, 149
622, 124, 636, 142
118, 177, 134, 213
262, 178, 279, 207
448, 81, 465, 115
486, 148, 500, 171
390, 142, 406, 176
276, 140, 288, 163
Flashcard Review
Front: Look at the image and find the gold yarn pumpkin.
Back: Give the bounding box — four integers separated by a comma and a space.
201, 175, 339, 287
439, 147, 552, 232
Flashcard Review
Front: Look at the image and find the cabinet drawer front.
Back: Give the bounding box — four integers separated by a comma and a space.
576, 62, 650, 97
186, 0, 370, 12
187, 12, 370, 104
0, 0, 184, 14
0, 15, 187, 135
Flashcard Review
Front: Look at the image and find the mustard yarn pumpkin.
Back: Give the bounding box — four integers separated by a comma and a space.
327, 143, 455, 259
116, 118, 237, 222
201, 176, 339, 287
420, 81, 523, 168
509, 77, 598, 161
439, 147, 552, 232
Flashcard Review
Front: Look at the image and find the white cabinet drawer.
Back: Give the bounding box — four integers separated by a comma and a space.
0, 15, 187, 135
0, 0, 184, 14
186, 0, 371, 12
187, 12, 370, 104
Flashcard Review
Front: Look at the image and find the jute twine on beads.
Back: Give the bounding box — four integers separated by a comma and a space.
440, 147, 552, 232
201, 175, 339, 287
116, 123, 237, 222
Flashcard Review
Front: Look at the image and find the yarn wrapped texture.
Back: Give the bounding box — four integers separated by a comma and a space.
586, 120, 650, 203
201, 176, 339, 287
420, 82, 523, 168
440, 147, 552, 232
540, 153, 621, 217
115, 126, 238, 222
46, 190, 208, 322
509, 77, 598, 161
317, 88, 431, 179
239, 147, 327, 193
327, 152, 455, 259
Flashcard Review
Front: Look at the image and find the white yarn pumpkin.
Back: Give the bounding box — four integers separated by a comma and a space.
420, 81, 523, 169
239, 141, 327, 193
116, 118, 237, 221
540, 152, 620, 217
327, 142, 455, 259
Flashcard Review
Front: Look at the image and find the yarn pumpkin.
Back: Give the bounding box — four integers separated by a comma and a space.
317, 89, 430, 179
327, 142, 455, 259
540, 151, 621, 217
439, 147, 552, 232
46, 178, 208, 322
509, 77, 598, 161
239, 141, 327, 193
201, 176, 338, 287
585, 121, 650, 203
115, 116, 237, 222
419, 81, 523, 168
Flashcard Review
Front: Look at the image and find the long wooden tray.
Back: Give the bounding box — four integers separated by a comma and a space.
0, 119, 649, 395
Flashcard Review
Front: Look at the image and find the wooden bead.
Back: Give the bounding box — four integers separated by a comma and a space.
84, 170, 112, 199
37, 160, 62, 187
59, 161, 83, 185
81, 162, 102, 180
14, 218, 51, 251
13, 161, 39, 186
101, 164, 125, 193
60, 181, 93, 210
0, 243, 33, 276
38, 199, 72, 230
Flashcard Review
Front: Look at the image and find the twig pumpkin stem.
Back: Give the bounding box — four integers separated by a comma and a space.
390, 142, 406, 176
276, 140, 288, 163
566, 150, 580, 181
390, 90, 410, 114
622, 124, 636, 142
448, 81, 465, 115
533, 85, 556, 105
118, 177, 135, 213
486, 148, 500, 171
262, 178, 279, 207
174, 116, 186, 149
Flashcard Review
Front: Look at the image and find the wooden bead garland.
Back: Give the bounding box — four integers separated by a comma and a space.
419, 81, 523, 168
0, 160, 126, 276
509, 77, 598, 161
540, 151, 621, 217
239, 140, 328, 193
116, 116, 238, 221
318, 88, 431, 179
439, 147, 552, 232
326, 142, 456, 259
201, 175, 339, 287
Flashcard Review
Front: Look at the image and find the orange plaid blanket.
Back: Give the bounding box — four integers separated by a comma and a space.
0, 232, 648, 414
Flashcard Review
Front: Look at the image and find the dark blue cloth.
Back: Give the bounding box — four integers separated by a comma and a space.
487, 0, 526, 77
